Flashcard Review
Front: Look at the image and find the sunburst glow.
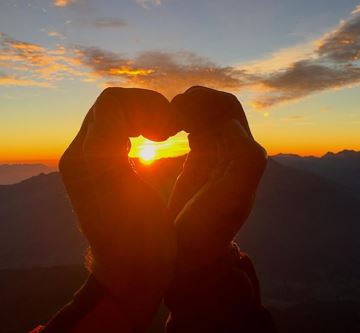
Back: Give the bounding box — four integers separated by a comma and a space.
128, 134, 190, 163
139, 143, 156, 164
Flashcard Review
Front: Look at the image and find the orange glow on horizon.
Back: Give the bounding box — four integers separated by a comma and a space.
1, 130, 359, 167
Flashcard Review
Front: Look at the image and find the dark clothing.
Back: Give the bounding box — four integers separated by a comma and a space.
165, 243, 276, 333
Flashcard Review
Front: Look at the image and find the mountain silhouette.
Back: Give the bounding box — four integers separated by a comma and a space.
0, 172, 86, 269
272, 150, 360, 195
237, 159, 360, 304
0, 163, 56, 185
0, 154, 359, 332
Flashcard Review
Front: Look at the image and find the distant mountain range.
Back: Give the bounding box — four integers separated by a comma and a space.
2, 150, 359, 190
272, 150, 360, 195
1, 151, 359, 332
0, 172, 86, 269
0, 163, 56, 185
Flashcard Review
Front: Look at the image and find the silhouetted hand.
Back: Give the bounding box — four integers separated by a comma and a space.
169, 86, 267, 268
59, 87, 176, 331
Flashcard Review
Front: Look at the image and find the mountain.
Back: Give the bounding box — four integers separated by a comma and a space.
1, 155, 359, 332
0, 163, 56, 185
237, 159, 360, 303
1, 157, 359, 296
0, 172, 86, 269
272, 150, 360, 195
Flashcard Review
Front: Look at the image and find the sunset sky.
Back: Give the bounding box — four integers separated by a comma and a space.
1, 0, 359, 165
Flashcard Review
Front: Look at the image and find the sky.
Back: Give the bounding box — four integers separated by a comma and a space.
0, 0, 359, 165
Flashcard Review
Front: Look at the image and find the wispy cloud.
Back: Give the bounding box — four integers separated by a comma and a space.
250, 6, 360, 108
53, 0, 76, 7
136, 0, 162, 9
0, 33, 85, 86
352, 5, 360, 15
85, 17, 128, 29
238, 42, 314, 73
0, 73, 50, 87
1, 5, 359, 107
76, 47, 252, 98
46, 31, 66, 39
75, 5, 360, 106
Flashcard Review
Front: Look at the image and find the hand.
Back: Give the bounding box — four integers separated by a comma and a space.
59, 87, 176, 330
169, 86, 267, 268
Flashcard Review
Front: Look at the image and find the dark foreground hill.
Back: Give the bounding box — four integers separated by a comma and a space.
0, 163, 56, 185
0, 155, 359, 332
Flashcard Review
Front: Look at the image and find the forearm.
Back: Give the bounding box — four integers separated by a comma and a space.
58, 110, 102, 244
175, 138, 266, 267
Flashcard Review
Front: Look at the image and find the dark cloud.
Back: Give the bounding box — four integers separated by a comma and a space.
317, 9, 360, 62
252, 7, 360, 108
253, 60, 360, 108
76, 47, 252, 98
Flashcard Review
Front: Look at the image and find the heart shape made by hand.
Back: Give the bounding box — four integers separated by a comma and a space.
57, 84, 267, 333
86, 86, 254, 163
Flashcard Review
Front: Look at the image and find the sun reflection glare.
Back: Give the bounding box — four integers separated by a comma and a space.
139, 143, 156, 164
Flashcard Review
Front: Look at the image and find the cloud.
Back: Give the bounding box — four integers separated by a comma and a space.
0, 33, 87, 86
74, 5, 360, 107
76, 47, 252, 98
53, 0, 76, 7
136, 0, 162, 8
252, 60, 360, 108
352, 5, 360, 15
0, 73, 50, 87
1, 5, 359, 108
250, 6, 360, 108
238, 42, 314, 73
86, 17, 128, 29
316, 9, 360, 62
46, 31, 66, 39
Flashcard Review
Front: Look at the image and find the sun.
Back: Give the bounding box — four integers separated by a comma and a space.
139, 144, 156, 164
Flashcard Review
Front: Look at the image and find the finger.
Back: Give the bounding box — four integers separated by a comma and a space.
171, 86, 253, 138
173, 120, 267, 267
94, 87, 176, 142
167, 132, 218, 218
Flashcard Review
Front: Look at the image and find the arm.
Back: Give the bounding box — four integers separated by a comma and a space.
169, 86, 267, 268
57, 87, 176, 332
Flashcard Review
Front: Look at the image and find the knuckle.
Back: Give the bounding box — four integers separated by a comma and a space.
97, 87, 123, 105
100, 87, 118, 97
226, 92, 238, 102
184, 85, 202, 94
226, 92, 243, 109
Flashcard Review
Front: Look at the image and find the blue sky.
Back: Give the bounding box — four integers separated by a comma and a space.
0, 0, 359, 162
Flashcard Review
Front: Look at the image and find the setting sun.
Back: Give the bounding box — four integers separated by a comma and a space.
139, 142, 156, 164
128, 134, 190, 163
